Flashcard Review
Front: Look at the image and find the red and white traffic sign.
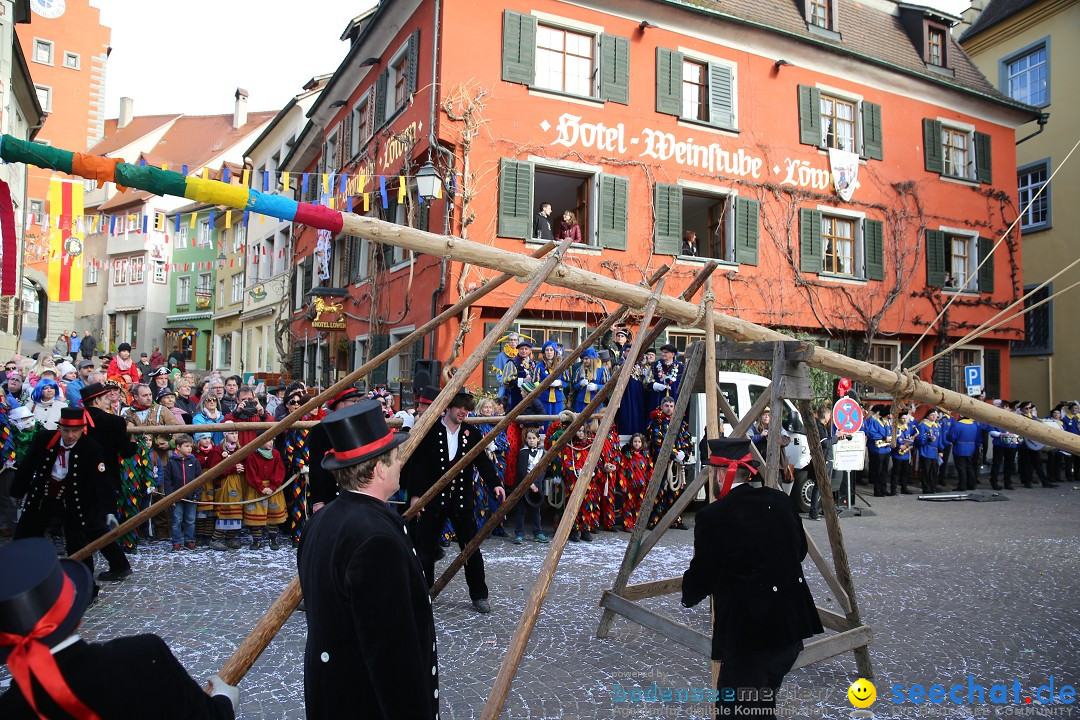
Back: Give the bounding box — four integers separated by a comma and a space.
832, 397, 864, 434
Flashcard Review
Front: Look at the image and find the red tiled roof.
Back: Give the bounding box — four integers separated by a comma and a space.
88, 114, 181, 156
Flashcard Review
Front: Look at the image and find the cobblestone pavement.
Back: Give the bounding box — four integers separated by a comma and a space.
2, 483, 1078, 719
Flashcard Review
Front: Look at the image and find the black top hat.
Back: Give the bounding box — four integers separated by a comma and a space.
80, 382, 110, 404
597, 349, 612, 362
699, 437, 761, 471
0, 538, 95, 662
327, 386, 364, 409
417, 385, 440, 405
320, 399, 407, 471
58, 407, 85, 427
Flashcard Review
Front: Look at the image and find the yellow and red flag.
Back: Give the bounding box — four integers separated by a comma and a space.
47, 178, 84, 302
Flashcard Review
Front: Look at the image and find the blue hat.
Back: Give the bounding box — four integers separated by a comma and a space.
582, 348, 599, 360
542, 340, 558, 353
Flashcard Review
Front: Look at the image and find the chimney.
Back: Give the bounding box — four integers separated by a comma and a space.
234, 87, 249, 129
956, 0, 987, 37
118, 97, 134, 129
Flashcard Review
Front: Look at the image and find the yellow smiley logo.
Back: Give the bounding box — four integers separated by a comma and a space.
848, 678, 876, 708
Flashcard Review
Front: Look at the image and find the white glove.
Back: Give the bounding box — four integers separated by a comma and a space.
652, 382, 667, 393
551, 379, 562, 387
587, 382, 598, 392
517, 378, 525, 387
579, 379, 589, 388
300, 465, 310, 475
207, 674, 239, 711
675, 450, 686, 463
105, 514, 118, 530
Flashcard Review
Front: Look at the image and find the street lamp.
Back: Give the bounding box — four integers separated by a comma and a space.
216, 250, 227, 270
415, 161, 440, 202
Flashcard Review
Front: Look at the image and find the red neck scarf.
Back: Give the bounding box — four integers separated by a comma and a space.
710, 452, 759, 498
0, 575, 102, 719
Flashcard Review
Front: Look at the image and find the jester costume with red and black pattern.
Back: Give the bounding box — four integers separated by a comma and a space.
646, 407, 693, 529
556, 429, 599, 533
597, 426, 625, 530
619, 445, 653, 530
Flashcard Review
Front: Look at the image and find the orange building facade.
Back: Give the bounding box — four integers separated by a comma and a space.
285, 0, 1038, 403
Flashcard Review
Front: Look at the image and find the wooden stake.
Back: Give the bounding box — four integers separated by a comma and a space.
335, 218, 1079, 453
479, 281, 666, 720
798, 398, 874, 679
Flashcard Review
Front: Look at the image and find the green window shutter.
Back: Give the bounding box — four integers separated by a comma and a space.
900, 343, 919, 370
406, 29, 420, 97
416, 202, 430, 233
374, 69, 389, 129
290, 346, 303, 383
502, 10, 536, 85
600, 34, 630, 105
984, 348, 1001, 398
497, 158, 533, 239
977, 235, 994, 293
412, 338, 425, 375
864, 218, 885, 281
932, 344, 953, 390
598, 174, 629, 250
925, 230, 946, 287
733, 196, 759, 266
923, 119, 943, 174
799, 208, 822, 273
652, 182, 682, 255
655, 48, 683, 116
798, 85, 822, 146
974, 131, 992, 184
862, 101, 883, 161
370, 334, 390, 386
707, 63, 734, 129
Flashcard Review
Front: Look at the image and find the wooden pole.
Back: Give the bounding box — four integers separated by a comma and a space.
480, 281, 666, 720
763, 343, 785, 489
136, 415, 595, 436
428, 267, 672, 593
216, 239, 571, 687
798, 398, 874, 679
70, 242, 557, 565
336, 219, 1079, 453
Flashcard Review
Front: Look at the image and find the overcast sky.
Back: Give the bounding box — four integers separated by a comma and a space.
97, 0, 972, 119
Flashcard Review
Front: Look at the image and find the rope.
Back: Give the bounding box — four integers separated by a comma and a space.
912, 258, 1080, 373
176, 472, 301, 506
898, 135, 1080, 368
917, 277, 1080, 374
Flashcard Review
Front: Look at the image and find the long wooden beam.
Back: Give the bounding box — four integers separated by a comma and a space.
337, 217, 1080, 453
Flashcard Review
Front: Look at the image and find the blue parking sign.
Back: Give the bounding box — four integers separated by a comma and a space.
965, 365, 982, 392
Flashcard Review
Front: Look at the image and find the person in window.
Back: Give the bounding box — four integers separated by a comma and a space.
681, 230, 699, 257
533, 202, 554, 241
555, 210, 581, 244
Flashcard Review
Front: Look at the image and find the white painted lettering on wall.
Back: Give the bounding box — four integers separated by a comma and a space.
545, 113, 845, 192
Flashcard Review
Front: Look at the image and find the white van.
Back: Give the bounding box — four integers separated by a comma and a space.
687, 371, 815, 511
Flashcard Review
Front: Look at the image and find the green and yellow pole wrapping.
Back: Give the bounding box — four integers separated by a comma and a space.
0, 134, 347, 234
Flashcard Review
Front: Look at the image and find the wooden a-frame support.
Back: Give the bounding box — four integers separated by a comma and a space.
595, 338, 875, 679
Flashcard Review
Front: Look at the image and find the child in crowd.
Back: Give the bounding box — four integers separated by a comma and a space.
242, 438, 287, 550
620, 433, 652, 531
191, 433, 220, 545
209, 428, 244, 551
512, 428, 550, 544
557, 423, 601, 542
163, 434, 202, 551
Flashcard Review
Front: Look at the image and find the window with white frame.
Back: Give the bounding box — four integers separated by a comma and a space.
197, 219, 211, 246
1017, 159, 1050, 232
388, 328, 415, 388
217, 279, 225, 309
152, 260, 167, 284
177, 275, 191, 304
324, 129, 338, 174
944, 232, 978, 291
820, 94, 856, 153
392, 52, 409, 110
821, 215, 856, 275
942, 125, 972, 179
218, 333, 233, 368
129, 257, 145, 283
125, 212, 140, 232
869, 342, 899, 371
28, 199, 45, 226
232, 223, 246, 252
927, 27, 946, 67
112, 258, 129, 285
799, 86, 881, 160
535, 24, 594, 97
153, 212, 166, 232
352, 92, 372, 153
33, 39, 53, 65
949, 347, 982, 393
62, 52, 80, 70
517, 323, 581, 354
1003, 40, 1047, 106
34, 85, 51, 112
86, 262, 98, 285
197, 272, 212, 294
680, 190, 733, 262
353, 337, 368, 390
807, 0, 833, 29
231, 273, 244, 304
800, 208, 884, 281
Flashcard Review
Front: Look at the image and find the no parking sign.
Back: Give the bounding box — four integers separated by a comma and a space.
832, 397, 864, 434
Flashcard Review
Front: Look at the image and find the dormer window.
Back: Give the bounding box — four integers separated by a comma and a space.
808, 0, 831, 29
927, 26, 946, 66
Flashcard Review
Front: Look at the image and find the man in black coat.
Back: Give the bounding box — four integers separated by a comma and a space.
82, 382, 138, 496
298, 400, 439, 720
305, 386, 365, 513
0, 538, 237, 718
683, 438, 823, 720
11, 407, 133, 584
404, 391, 505, 613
